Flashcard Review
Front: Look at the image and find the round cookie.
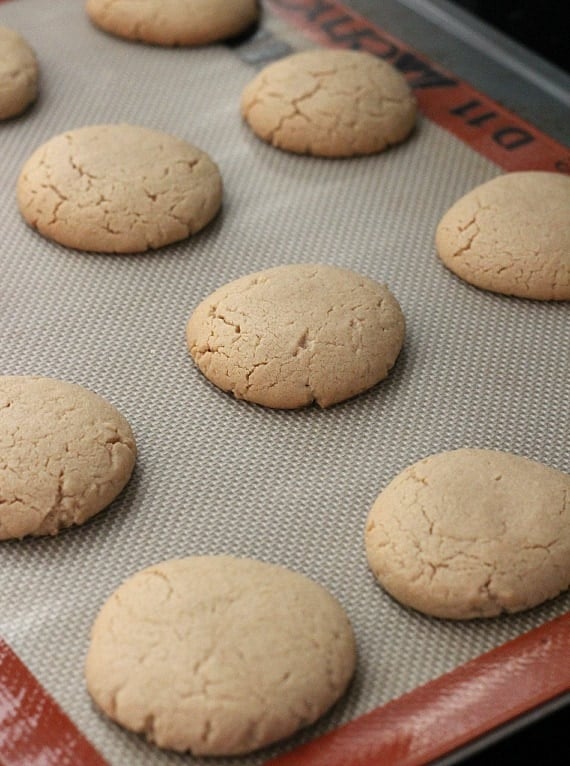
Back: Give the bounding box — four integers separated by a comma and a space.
86, 0, 259, 46
186, 264, 405, 409
0, 376, 136, 540
435, 171, 570, 300
240, 49, 416, 157
365, 448, 570, 619
0, 26, 38, 120
85, 556, 356, 755
17, 124, 222, 253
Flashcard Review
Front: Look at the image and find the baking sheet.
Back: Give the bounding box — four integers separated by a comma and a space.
0, 1, 568, 764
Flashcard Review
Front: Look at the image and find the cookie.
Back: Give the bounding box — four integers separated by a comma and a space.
240, 49, 416, 157
86, 0, 259, 46
0, 376, 136, 540
17, 123, 222, 253
186, 264, 405, 409
0, 26, 39, 120
85, 556, 356, 755
436, 171, 570, 300
365, 449, 570, 619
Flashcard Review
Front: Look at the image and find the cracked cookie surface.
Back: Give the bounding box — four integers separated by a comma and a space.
85, 555, 356, 755
436, 171, 570, 300
186, 263, 405, 409
86, 0, 259, 46
17, 123, 222, 253
0, 376, 136, 540
0, 25, 38, 120
240, 49, 417, 157
365, 448, 570, 619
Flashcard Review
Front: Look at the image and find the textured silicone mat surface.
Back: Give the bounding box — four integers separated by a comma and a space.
0, 1, 568, 764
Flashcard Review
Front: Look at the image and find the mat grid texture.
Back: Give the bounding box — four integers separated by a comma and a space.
0, 1, 568, 764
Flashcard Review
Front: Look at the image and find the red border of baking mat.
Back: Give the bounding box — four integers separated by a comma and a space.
265, 0, 570, 173
1, 617, 568, 766
0, 639, 108, 766
266, 614, 570, 766
0, 1, 568, 764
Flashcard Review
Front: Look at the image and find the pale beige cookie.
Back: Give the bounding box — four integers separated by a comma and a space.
0, 26, 38, 120
240, 49, 416, 157
365, 449, 570, 619
436, 171, 570, 300
0, 376, 136, 540
86, 0, 259, 46
186, 264, 405, 409
17, 124, 222, 253
85, 556, 356, 755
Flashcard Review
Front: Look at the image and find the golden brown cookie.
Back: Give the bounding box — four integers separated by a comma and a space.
86, 0, 259, 46
436, 171, 570, 300
365, 449, 570, 619
240, 49, 416, 157
0, 25, 38, 120
85, 556, 356, 755
17, 124, 222, 253
0, 376, 136, 540
186, 264, 405, 408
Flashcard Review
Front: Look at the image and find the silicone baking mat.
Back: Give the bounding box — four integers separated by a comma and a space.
0, 1, 568, 764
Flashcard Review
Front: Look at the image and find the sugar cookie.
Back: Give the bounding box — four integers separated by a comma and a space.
86, 0, 259, 46
0, 376, 136, 540
240, 49, 416, 157
85, 556, 356, 755
436, 171, 570, 300
17, 123, 222, 253
365, 448, 570, 619
0, 26, 38, 120
186, 264, 405, 408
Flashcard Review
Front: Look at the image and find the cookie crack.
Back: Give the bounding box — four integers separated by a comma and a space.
65, 134, 99, 184
269, 81, 325, 142
145, 569, 174, 602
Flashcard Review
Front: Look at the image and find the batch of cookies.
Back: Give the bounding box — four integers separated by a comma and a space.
1, 0, 569, 759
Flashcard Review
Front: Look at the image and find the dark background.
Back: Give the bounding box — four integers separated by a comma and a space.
449, 0, 569, 72
459, 703, 568, 765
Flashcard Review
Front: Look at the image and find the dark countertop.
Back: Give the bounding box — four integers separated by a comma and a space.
448, 0, 569, 73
